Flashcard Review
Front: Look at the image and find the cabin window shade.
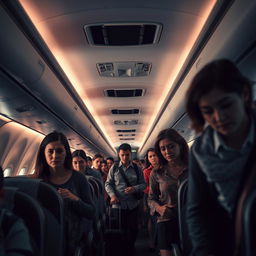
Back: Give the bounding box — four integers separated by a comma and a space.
84, 23, 162, 46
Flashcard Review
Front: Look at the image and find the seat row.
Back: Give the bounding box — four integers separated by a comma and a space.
3, 175, 106, 256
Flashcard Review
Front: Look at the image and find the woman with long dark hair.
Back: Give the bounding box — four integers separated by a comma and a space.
148, 128, 189, 256
34, 131, 94, 256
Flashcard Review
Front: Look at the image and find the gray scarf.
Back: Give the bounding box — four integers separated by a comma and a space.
192, 126, 252, 213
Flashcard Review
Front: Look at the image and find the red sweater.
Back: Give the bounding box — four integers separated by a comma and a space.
143, 165, 153, 194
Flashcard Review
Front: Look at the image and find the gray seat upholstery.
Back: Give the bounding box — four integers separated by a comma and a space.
3, 186, 45, 256
4, 177, 64, 256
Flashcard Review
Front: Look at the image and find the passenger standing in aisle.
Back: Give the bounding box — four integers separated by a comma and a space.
148, 128, 188, 256
186, 59, 255, 256
143, 148, 159, 252
105, 143, 146, 255
34, 131, 95, 256
72, 149, 102, 181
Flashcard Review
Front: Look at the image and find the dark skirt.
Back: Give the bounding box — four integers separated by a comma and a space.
157, 219, 179, 250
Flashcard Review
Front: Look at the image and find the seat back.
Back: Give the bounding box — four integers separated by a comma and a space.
3, 186, 45, 256
177, 179, 192, 256
4, 177, 64, 256
243, 189, 256, 256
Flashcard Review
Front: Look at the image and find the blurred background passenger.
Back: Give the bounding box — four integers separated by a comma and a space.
86, 156, 92, 168
72, 149, 102, 181
186, 59, 255, 256
92, 154, 104, 182
148, 128, 188, 256
106, 157, 114, 170
34, 131, 94, 256
0, 166, 33, 256
143, 148, 159, 252
101, 160, 109, 183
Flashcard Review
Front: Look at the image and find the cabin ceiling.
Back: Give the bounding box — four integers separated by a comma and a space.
14, 0, 219, 150
1, 0, 256, 157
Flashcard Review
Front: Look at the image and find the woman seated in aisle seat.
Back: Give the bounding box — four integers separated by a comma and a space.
148, 128, 188, 256
33, 131, 95, 256
185, 59, 255, 256
72, 149, 102, 181
0, 166, 33, 256
143, 148, 160, 252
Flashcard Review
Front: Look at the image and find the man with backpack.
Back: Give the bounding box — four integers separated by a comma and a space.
105, 143, 146, 255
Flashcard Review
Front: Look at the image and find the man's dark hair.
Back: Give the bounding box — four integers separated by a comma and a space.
106, 157, 114, 162
118, 143, 132, 152
72, 149, 87, 161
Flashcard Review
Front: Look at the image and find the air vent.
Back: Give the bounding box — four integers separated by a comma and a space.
120, 138, 135, 141
84, 23, 162, 46
111, 109, 140, 115
36, 120, 47, 125
118, 134, 136, 137
114, 120, 138, 125
15, 105, 35, 113
117, 129, 136, 133
97, 62, 151, 77
105, 89, 144, 97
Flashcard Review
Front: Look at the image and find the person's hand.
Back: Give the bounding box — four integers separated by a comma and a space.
124, 186, 135, 194
58, 188, 79, 201
110, 195, 119, 204
156, 204, 174, 217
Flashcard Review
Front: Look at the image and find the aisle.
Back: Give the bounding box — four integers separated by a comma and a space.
135, 228, 158, 256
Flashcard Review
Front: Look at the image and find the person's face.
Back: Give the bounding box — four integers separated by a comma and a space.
199, 88, 248, 136
87, 160, 92, 167
107, 159, 114, 169
118, 149, 131, 166
101, 163, 109, 173
72, 156, 87, 172
147, 151, 159, 167
159, 138, 181, 162
44, 141, 66, 169
93, 157, 103, 170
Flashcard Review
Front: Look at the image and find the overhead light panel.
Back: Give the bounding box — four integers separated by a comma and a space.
97, 62, 151, 77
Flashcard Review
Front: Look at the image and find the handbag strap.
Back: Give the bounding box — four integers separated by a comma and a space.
118, 167, 132, 187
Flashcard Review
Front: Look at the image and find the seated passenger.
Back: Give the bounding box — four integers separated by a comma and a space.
148, 128, 188, 256
72, 149, 102, 181
33, 132, 95, 256
186, 59, 255, 256
0, 166, 33, 256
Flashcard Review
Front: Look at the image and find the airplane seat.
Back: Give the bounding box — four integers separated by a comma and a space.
87, 176, 105, 256
177, 179, 192, 256
3, 186, 45, 256
92, 177, 107, 229
242, 189, 256, 256
4, 177, 64, 256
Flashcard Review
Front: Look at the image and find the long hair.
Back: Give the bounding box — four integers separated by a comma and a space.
155, 128, 189, 166
144, 148, 158, 169
34, 131, 72, 180
186, 59, 253, 133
